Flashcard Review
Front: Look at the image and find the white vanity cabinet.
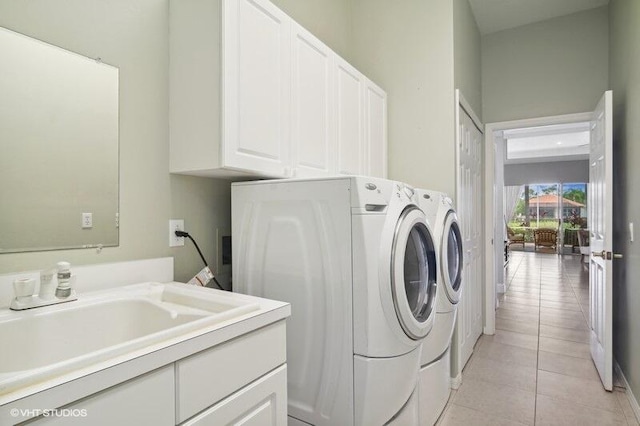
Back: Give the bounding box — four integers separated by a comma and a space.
13, 320, 288, 426
169, 0, 387, 179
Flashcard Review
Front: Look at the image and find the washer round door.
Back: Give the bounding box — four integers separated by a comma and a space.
441, 210, 463, 304
391, 206, 438, 340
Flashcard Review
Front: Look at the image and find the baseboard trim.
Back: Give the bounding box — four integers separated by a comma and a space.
450, 373, 462, 390
614, 359, 640, 423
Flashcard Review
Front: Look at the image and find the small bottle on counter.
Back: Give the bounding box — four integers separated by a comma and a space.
55, 261, 72, 298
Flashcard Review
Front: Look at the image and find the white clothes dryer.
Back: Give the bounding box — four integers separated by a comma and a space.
415, 189, 464, 425
232, 176, 438, 426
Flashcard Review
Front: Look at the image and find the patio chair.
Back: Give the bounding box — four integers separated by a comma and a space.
507, 226, 525, 249
577, 229, 590, 262
534, 228, 558, 251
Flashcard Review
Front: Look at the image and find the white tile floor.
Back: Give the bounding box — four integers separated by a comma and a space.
436, 251, 640, 426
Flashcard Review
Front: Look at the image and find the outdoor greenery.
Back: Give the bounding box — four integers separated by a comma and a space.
511, 183, 587, 226
508, 183, 588, 244
563, 188, 587, 204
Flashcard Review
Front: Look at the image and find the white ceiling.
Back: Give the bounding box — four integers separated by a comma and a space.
502, 122, 591, 164
468, 0, 610, 35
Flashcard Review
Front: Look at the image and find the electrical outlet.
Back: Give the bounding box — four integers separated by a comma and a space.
169, 219, 185, 247
82, 212, 93, 229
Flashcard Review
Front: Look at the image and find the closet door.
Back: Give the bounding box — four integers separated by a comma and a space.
291, 23, 334, 177
452, 94, 484, 385
335, 57, 365, 176
223, 0, 291, 177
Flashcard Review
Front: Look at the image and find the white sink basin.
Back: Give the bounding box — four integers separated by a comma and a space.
0, 283, 260, 395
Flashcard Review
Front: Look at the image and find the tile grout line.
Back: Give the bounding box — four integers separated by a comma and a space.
533, 258, 542, 426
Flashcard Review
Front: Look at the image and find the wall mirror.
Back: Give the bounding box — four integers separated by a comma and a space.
0, 26, 119, 253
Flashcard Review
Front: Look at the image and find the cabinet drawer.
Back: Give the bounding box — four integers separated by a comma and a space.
181, 364, 287, 426
32, 365, 174, 426
176, 321, 286, 423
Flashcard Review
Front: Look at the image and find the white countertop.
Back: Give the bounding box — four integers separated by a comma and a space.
0, 282, 289, 422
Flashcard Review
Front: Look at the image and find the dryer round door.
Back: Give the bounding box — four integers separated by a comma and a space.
391, 206, 438, 340
441, 211, 463, 304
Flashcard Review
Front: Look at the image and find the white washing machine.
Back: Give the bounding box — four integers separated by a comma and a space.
415, 189, 464, 425
232, 176, 438, 426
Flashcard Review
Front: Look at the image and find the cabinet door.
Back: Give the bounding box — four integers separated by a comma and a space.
181, 365, 287, 426
223, 0, 291, 177
364, 79, 387, 178
334, 57, 365, 176
291, 23, 334, 178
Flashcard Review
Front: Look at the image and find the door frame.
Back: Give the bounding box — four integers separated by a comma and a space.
483, 111, 593, 334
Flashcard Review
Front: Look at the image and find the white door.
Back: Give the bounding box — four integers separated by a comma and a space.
335, 57, 364, 176
364, 79, 387, 178
588, 90, 615, 391
223, 0, 291, 177
291, 23, 334, 178
453, 95, 484, 382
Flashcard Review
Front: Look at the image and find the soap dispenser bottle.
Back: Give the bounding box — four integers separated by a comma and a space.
55, 261, 72, 298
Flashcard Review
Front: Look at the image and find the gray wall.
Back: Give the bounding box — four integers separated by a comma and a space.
454, 0, 482, 120
610, 0, 640, 405
504, 160, 589, 186
0, 1, 231, 285
271, 0, 352, 61
350, 0, 456, 194
482, 7, 609, 123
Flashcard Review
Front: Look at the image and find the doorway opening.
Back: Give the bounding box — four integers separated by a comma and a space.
506, 182, 588, 257
483, 111, 593, 334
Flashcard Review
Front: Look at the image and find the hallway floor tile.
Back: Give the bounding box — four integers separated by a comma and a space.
437, 252, 640, 426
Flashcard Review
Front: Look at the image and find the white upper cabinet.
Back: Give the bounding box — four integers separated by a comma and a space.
223, 0, 291, 177
365, 79, 388, 178
169, 0, 387, 179
290, 23, 334, 178
335, 57, 365, 176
